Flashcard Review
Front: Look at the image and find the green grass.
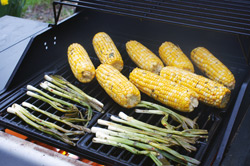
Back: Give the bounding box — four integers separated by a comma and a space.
21, 0, 74, 23
23, 0, 53, 11
24, 0, 53, 6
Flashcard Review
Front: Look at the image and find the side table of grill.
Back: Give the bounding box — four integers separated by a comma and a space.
0, 15, 48, 92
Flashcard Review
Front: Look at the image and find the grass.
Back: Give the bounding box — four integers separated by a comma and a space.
22, 0, 74, 23
25, 0, 52, 6
22, 0, 53, 11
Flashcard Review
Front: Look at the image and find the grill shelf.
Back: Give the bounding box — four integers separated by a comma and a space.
0, 37, 248, 165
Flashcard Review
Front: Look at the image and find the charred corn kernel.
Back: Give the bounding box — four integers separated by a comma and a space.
96, 64, 141, 108
129, 68, 198, 112
67, 43, 95, 83
191, 47, 235, 90
159, 41, 194, 72
126, 40, 164, 74
93, 32, 123, 71
160, 66, 231, 108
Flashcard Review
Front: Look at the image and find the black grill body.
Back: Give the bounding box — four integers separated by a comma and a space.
1, 1, 250, 165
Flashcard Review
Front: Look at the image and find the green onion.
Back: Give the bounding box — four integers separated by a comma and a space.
136, 101, 199, 129
22, 102, 90, 132
92, 137, 162, 166
92, 111, 206, 165
26, 90, 77, 113
13, 104, 84, 135
44, 75, 104, 113
7, 106, 76, 146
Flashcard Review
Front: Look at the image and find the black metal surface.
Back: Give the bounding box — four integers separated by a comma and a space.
0, 38, 248, 165
221, 105, 250, 166
214, 78, 249, 165
53, 0, 250, 65
0, 7, 250, 166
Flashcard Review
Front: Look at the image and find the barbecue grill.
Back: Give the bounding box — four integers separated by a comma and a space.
1, 0, 250, 165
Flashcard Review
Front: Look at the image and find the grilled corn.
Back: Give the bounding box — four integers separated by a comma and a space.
159, 41, 194, 72
67, 43, 95, 83
126, 40, 164, 74
93, 32, 123, 71
96, 64, 141, 108
191, 47, 235, 90
160, 66, 231, 108
129, 68, 198, 112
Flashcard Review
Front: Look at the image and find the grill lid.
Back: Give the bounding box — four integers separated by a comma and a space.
53, 0, 250, 35
53, 0, 250, 64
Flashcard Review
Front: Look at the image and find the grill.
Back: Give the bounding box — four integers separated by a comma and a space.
1, 0, 250, 166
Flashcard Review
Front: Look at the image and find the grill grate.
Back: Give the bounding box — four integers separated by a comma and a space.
0, 60, 104, 147
77, 111, 218, 166
0, 39, 248, 165
53, 0, 250, 36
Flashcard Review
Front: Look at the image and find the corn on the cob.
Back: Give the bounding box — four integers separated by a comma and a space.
126, 40, 164, 74
96, 64, 141, 108
67, 43, 95, 83
159, 41, 194, 72
160, 66, 231, 108
191, 47, 235, 90
129, 68, 198, 112
93, 32, 123, 71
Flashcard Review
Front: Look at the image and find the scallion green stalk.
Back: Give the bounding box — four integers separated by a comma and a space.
44, 75, 104, 113
13, 104, 84, 135
136, 101, 199, 129
22, 102, 90, 132
26, 91, 77, 113
7, 106, 76, 146
92, 137, 162, 166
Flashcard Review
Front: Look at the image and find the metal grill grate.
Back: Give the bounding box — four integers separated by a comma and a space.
0, 39, 247, 165
0, 60, 104, 147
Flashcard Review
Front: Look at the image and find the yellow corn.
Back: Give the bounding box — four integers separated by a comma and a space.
129, 68, 198, 112
96, 64, 141, 108
190, 47, 235, 90
126, 40, 164, 74
67, 43, 95, 83
160, 66, 231, 108
159, 41, 194, 72
92, 32, 123, 71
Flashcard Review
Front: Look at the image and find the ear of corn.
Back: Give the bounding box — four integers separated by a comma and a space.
191, 47, 235, 90
159, 41, 194, 72
67, 43, 95, 83
126, 40, 164, 74
96, 64, 141, 108
160, 66, 231, 108
93, 32, 123, 71
129, 68, 198, 112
